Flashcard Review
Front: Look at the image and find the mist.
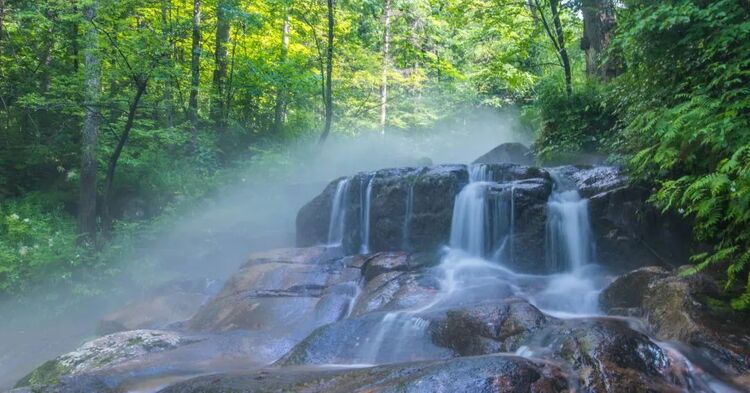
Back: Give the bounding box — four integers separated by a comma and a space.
0, 109, 530, 389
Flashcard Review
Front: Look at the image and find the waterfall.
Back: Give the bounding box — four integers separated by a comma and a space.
360, 175, 374, 254
545, 173, 594, 271
402, 181, 415, 250
449, 164, 514, 258
328, 178, 351, 246
449, 182, 491, 256
469, 164, 492, 182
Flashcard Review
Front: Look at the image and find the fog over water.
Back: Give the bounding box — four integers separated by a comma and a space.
0, 110, 531, 389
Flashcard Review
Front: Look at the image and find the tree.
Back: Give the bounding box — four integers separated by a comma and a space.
534, 0, 572, 96
319, 0, 334, 144
379, 0, 392, 134
188, 0, 201, 146
161, 0, 174, 128
273, 6, 291, 134
580, 0, 619, 80
78, 0, 101, 246
212, 0, 232, 130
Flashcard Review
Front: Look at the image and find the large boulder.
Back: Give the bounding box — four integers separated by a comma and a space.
535, 318, 679, 392
430, 298, 548, 356
642, 274, 750, 376
599, 266, 670, 314
160, 354, 571, 393
187, 247, 358, 338
14, 330, 197, 389
473, 143, 535, 166
601, 269, 750, 378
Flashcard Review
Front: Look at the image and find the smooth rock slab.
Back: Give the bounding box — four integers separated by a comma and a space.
159, 354, 571, 393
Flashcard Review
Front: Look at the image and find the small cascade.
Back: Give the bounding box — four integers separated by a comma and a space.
545, 172, 595, 271
449, 182, 491, 256
327, 178, 351, 245
449, 166, 514, 259
360, 175, 374, 254
469, 164, 492, 182
402, 180, 415, 250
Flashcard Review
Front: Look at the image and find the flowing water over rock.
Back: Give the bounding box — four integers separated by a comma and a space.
14, 162, 750, 393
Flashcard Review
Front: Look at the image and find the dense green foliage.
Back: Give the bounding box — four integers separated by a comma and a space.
615, 0, 750, 309
532, 0, 750, 308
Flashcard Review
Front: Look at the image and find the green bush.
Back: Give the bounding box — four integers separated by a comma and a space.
533, 80, 618, 164
0, 197, 80, 296
614, 0, 750, 309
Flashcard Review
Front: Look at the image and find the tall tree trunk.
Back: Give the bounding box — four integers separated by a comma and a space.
549, 0, 572, 96
212, 0, 230, 130
581, 0, 619, 81
161, 0, 174, 128
0, 0, 5, 44
319, 0, 334, 144
78, 1, 101, 246
273, 9, 290, 134
379, 0, 392, 134
102, 79, 147, 235
188, 0, 201, 147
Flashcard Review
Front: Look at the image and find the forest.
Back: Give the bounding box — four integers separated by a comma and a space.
1, 0, 749, 309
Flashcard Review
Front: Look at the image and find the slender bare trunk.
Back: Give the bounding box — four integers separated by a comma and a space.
188, 0, 201, 147
0, 0, 5, 43
273, 10, 290, 134
534, 0, 572, 96
379, 0, 391, 134
78, 1, 101, 246
102, 79, 147, 235
550, 0, 572, 96
319, 0, 334, 144
161, 0, 174, 128
212, 0, 230, 130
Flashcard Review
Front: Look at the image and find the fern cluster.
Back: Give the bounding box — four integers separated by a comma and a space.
615, 0, 750, 308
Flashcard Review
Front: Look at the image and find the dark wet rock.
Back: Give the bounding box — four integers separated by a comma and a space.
14, 330, 196, 389
161, 355, 571, 393
642, 274, 750, 375
599, 266, 670, 314
537, 318, 678, 392
600, 268, 750, 377
187, 247, 359, 335
372, 165, 467, 253
430, 298, 548, 356
495, 179, 553, 273
588, 182, 693, 271
97, 279, 215, 336
296, 165, 468, 255
473, 143, 535, 166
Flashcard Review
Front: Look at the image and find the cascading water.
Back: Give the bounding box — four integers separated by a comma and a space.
545, 172, 595, 270
327, 178, 351, 246
360, 175, 374, 254
449, 165, 513, 259
402, 180, 415, 250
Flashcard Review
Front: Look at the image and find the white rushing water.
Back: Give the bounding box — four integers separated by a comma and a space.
328, 178, 351, 245
402, 181, 415, 250
360, 176, 374, 254
545, 172, 595, 270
